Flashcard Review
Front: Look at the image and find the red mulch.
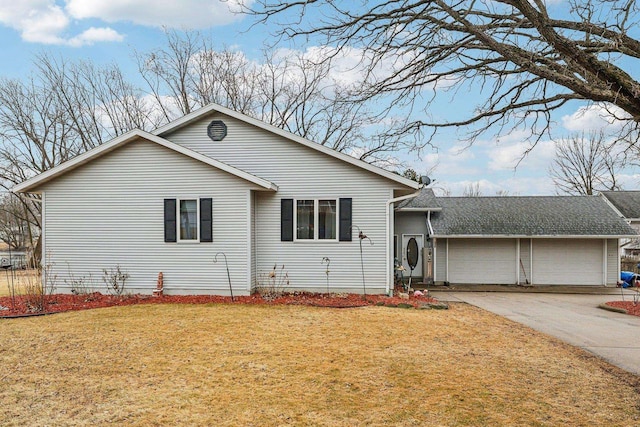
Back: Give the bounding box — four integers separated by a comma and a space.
605, 300, 640, 317
0, 291, 438, 318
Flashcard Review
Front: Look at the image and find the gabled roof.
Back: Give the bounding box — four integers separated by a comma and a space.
600, 191, 640, 220
12, 129, 278, 193
152, 103, 420, 190
427, 195, 637, 237
396, 188, 441, 211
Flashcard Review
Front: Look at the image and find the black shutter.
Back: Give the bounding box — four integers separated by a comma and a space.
281, 199, 294, 241
164, 199, 177, 243
339, 198, 352, 241
200, 198, 213, 242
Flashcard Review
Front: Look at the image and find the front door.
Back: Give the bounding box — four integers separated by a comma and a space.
402, 234, 424, 278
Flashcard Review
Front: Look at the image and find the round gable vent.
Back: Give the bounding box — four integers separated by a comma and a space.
207, 120, 227, 141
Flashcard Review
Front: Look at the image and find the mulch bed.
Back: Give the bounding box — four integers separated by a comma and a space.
0, 291, 438, 318
605, 301, 640, 317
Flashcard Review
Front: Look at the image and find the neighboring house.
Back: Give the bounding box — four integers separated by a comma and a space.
13, 104, 420, 295
600, 191, 640, 256
395, 189, 637, 286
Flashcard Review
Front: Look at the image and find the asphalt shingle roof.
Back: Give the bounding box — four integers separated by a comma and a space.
601, 191, 640, 219
426, 195, 637, 236
396, 188, 440, 210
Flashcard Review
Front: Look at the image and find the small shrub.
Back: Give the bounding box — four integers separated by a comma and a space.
255, 264, 290, 300
13, 255, 56, 313
21, 276, 46, 313
65, 264, 94, 295
102, 265, 130, 296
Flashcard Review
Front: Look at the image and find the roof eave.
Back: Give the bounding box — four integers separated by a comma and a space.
12, 129, 278, 194
432, 234, 639, 239
396, 207, 443, 212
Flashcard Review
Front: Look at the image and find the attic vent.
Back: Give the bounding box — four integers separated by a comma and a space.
207, 120, 227, 141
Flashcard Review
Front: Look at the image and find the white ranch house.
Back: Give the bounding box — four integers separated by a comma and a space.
14, 104, 420, 295
13, 104, 637, 294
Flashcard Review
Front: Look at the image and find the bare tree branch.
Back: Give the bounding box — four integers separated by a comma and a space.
248, 0, 640, 145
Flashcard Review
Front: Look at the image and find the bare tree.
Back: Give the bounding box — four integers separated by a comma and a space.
549, 131, 623, 195
136, 30, 412, 166
463, 182, 483, 197
249, 0, 640, 147
0, 193, 37, 250
0, 55, 155, 261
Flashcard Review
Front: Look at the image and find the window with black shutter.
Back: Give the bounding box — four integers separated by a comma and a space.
282, 197, 352, 242
164, 198, 213, 243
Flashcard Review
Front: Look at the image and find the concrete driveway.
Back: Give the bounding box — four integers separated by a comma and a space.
435, 291, 640, 376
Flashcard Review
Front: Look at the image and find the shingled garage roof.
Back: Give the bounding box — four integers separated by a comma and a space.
428, 196, 638, 237
601, 191, 640, 219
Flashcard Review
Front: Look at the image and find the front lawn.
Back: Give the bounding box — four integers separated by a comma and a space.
0, 303, 638, 426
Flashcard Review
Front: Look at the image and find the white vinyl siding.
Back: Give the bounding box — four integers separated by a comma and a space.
606, 239, 619, 286
532, 239, 603, 285
166, 112, 406, 293
40, 138, 260, 295
519, 238, 532, 284
435, 238, 447, 283
448, 238, 517, 285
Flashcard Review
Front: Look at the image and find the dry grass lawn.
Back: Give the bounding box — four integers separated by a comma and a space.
0, 269, 38, 297
0, 303, 638, 426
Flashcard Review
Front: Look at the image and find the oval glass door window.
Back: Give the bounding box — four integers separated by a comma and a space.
407, 237, 419, 270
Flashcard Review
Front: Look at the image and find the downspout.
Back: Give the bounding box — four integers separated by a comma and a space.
426, 210, 435, 284
385, 190, 421, 295
426, 210, 434, 237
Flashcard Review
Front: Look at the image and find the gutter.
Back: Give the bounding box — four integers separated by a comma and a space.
385, 190, 421, 295
430, 234, 640, 239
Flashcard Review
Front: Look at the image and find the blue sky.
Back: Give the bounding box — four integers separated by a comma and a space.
0, 0, 637, 196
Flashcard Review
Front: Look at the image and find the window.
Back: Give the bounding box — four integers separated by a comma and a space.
318, 200, 336, 240
164, 198, 213, 243
296, 200, 314, 239
179, 199, 198, 241
295, 199, 338, 241
281, 198, 351, 242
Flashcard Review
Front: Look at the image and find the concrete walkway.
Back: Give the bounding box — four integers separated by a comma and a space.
434, 291, 640, 376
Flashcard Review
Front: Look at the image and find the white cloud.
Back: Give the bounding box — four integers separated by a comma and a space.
414, 135, 560, 196
486, 140, 555, 172
561, 103, 629, 133
65, 0, 250, 29
0, 0, 124, 46
67, 27, 124, 47
0, 0, 67, 44
617, 173, 640, 190
0, 0, 250, 46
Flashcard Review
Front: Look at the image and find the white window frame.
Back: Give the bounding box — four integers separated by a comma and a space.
177, 198, 200, 243
293, 198, 339, 242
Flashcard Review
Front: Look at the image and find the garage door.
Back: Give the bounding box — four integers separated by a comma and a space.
532, 239, 603, 285
448, 239, 517, 284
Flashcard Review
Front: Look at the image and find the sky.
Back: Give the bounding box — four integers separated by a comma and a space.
0, 0, 638, 196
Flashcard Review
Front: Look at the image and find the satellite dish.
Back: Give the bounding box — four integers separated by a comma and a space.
420, 176, 431, 186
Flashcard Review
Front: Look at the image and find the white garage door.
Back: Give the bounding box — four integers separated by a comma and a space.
532, 239, 603, 285
448, 239, 517, 284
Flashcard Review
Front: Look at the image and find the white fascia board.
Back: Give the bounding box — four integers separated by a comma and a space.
153, 103, 420, 191
600, 193, 626, 218
395, 207, 443, 212
12, 129, 278, 193
432, 234, 640, 239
